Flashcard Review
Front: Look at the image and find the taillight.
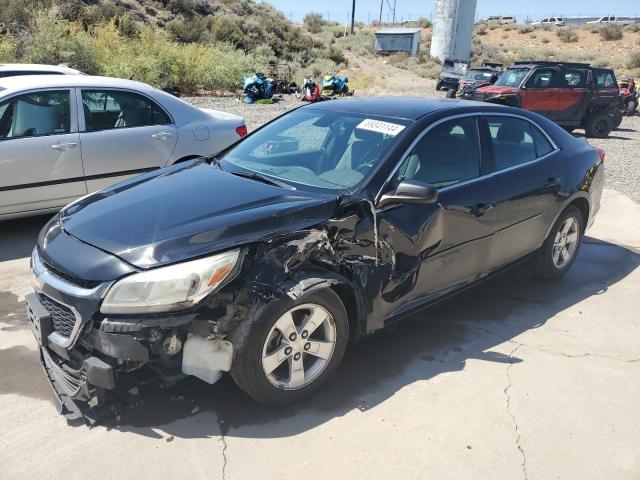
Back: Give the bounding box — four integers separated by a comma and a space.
236, 125, 248, 138
595, 147, 605, 162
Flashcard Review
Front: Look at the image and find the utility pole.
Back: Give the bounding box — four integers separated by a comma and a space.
392, 0, 397, 23
351, 0, 356, 34
379, 0, 383, 24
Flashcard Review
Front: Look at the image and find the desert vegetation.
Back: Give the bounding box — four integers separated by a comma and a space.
0, 0, 346, 93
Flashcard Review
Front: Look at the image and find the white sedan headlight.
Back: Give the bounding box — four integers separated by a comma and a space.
100, 250, 240, 314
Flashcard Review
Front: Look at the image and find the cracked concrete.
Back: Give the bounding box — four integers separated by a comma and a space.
504, 343, 528, 480
1, 189, 639, 480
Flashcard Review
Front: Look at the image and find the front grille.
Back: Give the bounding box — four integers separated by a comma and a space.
43, 262, 101, 289
38, 294, 77, 338
474, 92, 485, 102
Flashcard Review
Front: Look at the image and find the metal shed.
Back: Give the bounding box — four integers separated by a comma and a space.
374, 28, 422, 57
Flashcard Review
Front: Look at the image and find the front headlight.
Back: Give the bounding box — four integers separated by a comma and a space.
100, 249, 240, 314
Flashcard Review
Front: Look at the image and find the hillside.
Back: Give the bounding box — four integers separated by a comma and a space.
1, 2, 638, 94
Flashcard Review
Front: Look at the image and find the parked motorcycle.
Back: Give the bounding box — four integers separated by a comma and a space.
243, 72, 275, 104
321, 74, 349, 96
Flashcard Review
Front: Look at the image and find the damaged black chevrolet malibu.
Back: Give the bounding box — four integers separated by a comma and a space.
27, 98, 604, 421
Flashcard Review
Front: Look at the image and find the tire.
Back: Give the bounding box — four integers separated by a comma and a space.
611, 110, 623, 129
446, 88, 457, 99
534, 205, 584, 280
230, 288, 349, 406
436, 80, 443, 91
584, 112, 612, 138
627, 100, 637, 116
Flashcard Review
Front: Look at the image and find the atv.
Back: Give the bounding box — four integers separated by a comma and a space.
243, 72, 275, 104
619, 78, 638, 116
474, 61, 621, 138
321, 75, 349, 96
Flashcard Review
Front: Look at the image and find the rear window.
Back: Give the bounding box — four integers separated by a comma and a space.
594, 70, 618, 89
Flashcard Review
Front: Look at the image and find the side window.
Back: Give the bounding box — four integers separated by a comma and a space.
595, 71, 616, 89
525, 69, 558, 89
390, 117, 480, 189
487, 116, 554, 171
562, 69, 588, 88
0, 90, 70, 140
81, 90, 170, 132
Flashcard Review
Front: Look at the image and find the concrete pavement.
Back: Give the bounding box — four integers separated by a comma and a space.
1, 188, 638, 480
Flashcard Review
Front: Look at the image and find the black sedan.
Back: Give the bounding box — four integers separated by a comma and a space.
27, 98, 604, 419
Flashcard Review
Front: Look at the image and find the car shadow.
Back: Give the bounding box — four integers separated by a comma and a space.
95, 237, 639, 440
0, 214, 51, 262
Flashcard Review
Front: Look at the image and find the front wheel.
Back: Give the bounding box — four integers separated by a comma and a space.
230, 288, 349, 406
534, 205, 584, 280
446, 88, 457, 98
584, 112, 612, 138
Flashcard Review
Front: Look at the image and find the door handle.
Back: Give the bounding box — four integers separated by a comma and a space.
50, 142, 78, 150
152, 132, 175, 140
471, 203, 494, 217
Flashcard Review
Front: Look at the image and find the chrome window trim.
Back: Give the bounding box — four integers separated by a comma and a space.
375, 111, 560, 204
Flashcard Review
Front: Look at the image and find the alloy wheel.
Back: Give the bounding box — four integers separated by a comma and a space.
261, 303, 336, 390
552, 217, 579, 269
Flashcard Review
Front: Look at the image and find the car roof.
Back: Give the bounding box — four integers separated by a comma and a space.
0, 63, 82, 74
303, 97, 514, 121
0, 75, 158, 96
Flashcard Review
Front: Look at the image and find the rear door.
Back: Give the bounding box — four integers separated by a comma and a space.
555, 67, 590, 124
482, 114, 563, 269
0, 89, 86, 217
521, 68, 561, 119
78, 88, 178, 192
376, 115, 497, 318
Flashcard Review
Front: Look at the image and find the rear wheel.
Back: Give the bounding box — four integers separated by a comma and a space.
627, 100, 637, 116
230, 288, 349, 406
611, 109, 623, 129
584, 112, 612, 138
446, 88, 457, 99
534, 206, 584, 280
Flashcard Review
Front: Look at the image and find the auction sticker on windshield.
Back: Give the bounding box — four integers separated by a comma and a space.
356, 119, 405, 136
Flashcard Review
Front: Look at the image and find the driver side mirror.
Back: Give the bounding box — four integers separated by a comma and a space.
377, 180, 438, 208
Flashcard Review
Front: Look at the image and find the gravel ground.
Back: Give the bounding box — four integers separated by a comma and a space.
185, 94, 640, 204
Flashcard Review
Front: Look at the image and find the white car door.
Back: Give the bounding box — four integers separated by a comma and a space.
78, 88, 178, 192
0, 88, 86, 218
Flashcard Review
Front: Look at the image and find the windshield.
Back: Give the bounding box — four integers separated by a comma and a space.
464, 71, 494, 81
494, 68, 530, 87
220, 109, 411, 192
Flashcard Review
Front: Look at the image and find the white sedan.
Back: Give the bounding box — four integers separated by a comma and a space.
0, 75, 246, 220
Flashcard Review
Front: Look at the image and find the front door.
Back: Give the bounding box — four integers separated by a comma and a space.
0, 89, 86, 217
521, 68, 561, 119
78, 88, 178, 192
375, 115, 497, 320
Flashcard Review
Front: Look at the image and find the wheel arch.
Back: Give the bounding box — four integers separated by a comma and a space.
280, 269, 366, 342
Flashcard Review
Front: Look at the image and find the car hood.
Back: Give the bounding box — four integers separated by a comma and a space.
475, 85, 518, 95
60, 161, 338, 269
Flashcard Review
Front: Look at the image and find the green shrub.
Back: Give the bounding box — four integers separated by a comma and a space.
416, 17, 431, 28
541, 37, 550, 44
0, 36, 17, 62
518, 25, 534, 34
625, 23, 640, 33
599, 24, 623, 41
303, 12, 324, 34
557, 28, 578, 43
166, 15, 210, 43
476, 26, 488, 36
628, 51, 640, 69
336, 30, 374, 55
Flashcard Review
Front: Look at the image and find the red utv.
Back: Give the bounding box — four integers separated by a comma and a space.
474, 61, 621, 138
618, 78, 637, 116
